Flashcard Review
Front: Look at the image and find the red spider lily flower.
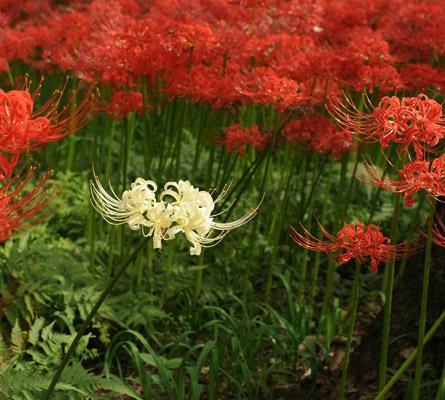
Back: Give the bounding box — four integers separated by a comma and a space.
398, 64, 445, 92
220, 124, 266, 156
105, 90, 146, 121
0, 152, 20, 181
235, 68, 305, 112
431, 217, 445, 248
328, 93, 445, 159
291, 222, 418, 272
359, 155, 445, 207
0, 166, 51, 243
0, 80, 93, 156
283, 116, 354, 160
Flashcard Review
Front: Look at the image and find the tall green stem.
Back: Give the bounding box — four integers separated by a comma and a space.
435, 360, 445, 400
322, 155, 348, 316
339, 261, 361, 400
378, 151, 408, 389
193, 252, 205, 304
309, 174, 331, 319
412, 200, 436, 400
42, 236, 151, 400
374, 311, 445, 400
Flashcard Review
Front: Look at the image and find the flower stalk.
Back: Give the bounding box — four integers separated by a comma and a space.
412, 200, 436, 400
42, 235, 151, 400
378, 189, 404, 389
339, 260, 361, 400
375, 311, 445, 400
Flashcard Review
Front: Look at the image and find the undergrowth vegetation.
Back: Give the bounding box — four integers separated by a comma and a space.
0, 1, 444, 399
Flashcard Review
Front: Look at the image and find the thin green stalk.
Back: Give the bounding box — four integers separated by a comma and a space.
322, 154, 348, 316
379, 152, 408, 390
221, 154, 266, 220
193, 252, 205, 304
105, 120, 116, 181
367, 148, 395, 224
435, 360, 445, 400
163, 239, 176, 300
342, 152, 359, 220
297, 152, 313, 220
412, 200, 436, 400
87, 118, 99, 268
300, 155, 328, 221
399, 195, 426, 278
378, 193, 403, 389
42, 236, 151, 400
87, 203, 96, 268
374, 311, 445, 400
299, 199, 315, 303
339, 261, 361, 400
64, 112, 78, 171
243, 215, 259, 304
309, 174, 331, 318
246, 148, 283, 302
146, 242, 154, 296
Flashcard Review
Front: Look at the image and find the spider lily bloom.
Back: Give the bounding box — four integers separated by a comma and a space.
0, 80, 93, 160
291, 222, 417, 272
283, 116, 355, 160
0, 166, 51, 242
90, 176, 158, 227
328, 93, 445, 158
359, 155, 445, 207
431, 217, 445, 248
0, 152, 20, 181
220, 124, 267, 156
90, 174, 259, 255
105, 90, 145, 121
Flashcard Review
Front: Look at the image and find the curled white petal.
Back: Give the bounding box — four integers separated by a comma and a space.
90, 174, 143, 225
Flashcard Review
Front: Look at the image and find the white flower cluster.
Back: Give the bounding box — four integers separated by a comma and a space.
90, 174, 259, 256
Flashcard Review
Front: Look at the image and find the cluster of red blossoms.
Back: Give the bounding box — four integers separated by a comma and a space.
0, 167, 51, 243
330, 92, 445, 207
105, 90, 145, 121
361, 156, 445, 207
291, 223, 416, 272
1, 0, 445, 110
0, 79, 92, 245
220, 116, 354, 159
220, 124, 266, 156
331, 94, 445, 159
283, 116, 354, 160
0, 82, 92, 179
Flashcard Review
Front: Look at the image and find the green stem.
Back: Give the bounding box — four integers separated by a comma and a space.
300, 155, 328, 221
322, 155, 348, 316
412, 200, 436, 400
378, 151, 407, 390
105, 120, 116, 181
399, 195, 426, 278
193, 252, 205, 304
42, 236, 151, 400
435, 360, 445, 400
64, 89, 78, 172
342, 152, 359, 220
339, 261, 361, 400
299, 199, 315, 303
374, 311, 445, 400
309, 174, 331, 318
163, 239, 176, 300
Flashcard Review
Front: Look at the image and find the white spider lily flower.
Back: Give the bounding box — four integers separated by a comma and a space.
90, 174, 157, 229
142, 201, 178, 249
161, 180, 258, 256
162, 180, 215, 213
90, 173, 260, 255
